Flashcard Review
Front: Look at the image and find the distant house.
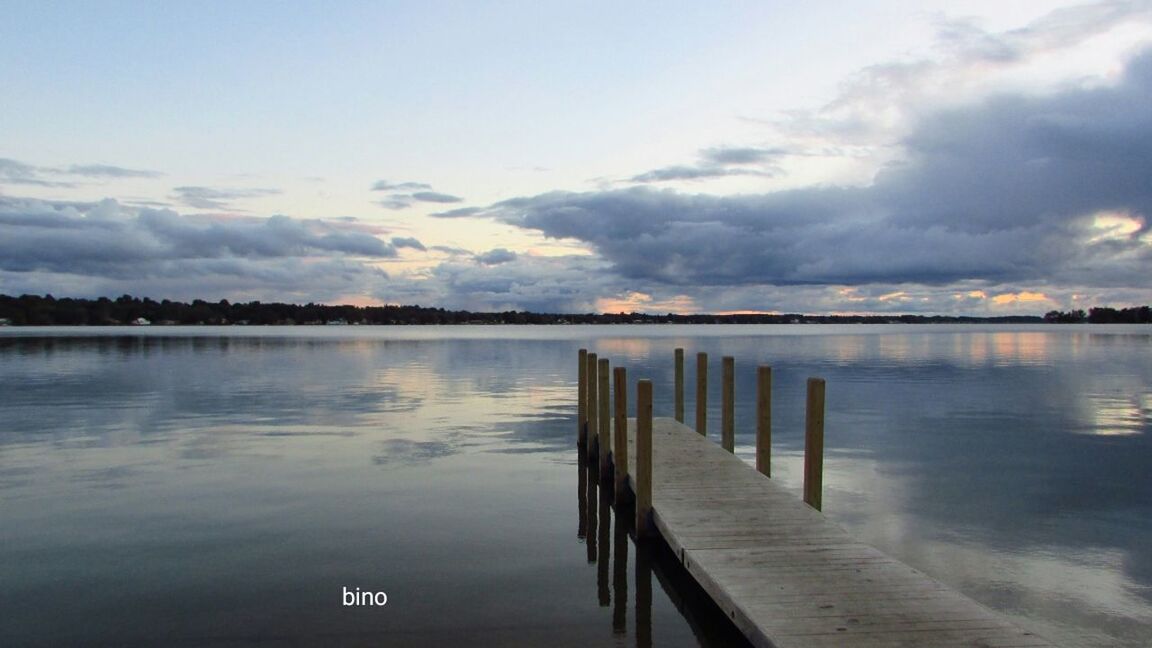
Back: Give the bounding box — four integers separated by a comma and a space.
130, 317, 151, 326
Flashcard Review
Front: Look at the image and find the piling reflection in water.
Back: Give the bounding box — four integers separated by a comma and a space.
586, 452, 597, 565
613, 507, 628, 634
575, 454, 751, 648
577, 444, 588, 546
636, 538, 652, 648
598, 488, 611, 607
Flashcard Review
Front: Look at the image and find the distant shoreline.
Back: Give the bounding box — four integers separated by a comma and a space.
2, 294, 1149, 326
1, 320, 1059, 327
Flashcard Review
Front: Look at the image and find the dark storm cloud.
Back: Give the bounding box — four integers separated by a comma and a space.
172, 186, 282, 210
427, 254, 611, 313
876, 58, 1152, 235
0, 258, 388, 306
371, 179, 433, 192
0, 198, 396, 281
411, 191, 463, 204
467, 49, 1152, 290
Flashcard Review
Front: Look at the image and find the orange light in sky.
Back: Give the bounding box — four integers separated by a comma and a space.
595, 292, 697, 314
991, 291, 1051, 305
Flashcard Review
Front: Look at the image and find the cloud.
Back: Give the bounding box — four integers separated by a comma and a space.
371, 179, 432, 191
7, 4, 1152, 315
474, 248, 517, 265
391, 236, 427, 251
628, 165, 772, 183
171, 186, 282, 210
787, 1, 1152, 147
411, 191, 463, 204
0, 158, 74, 188
1, 258, 388, 305
372, 180, 465, 210
627, 145, 782, 184
65, 164, 163, 178
430, 245, 472, 255
1, 158, 162, 187
419, 254, 613, 313
699, 146, 788, 165
376, 191, 464, 209
429, 206, 483, 218
378, 196, 414, 210
0, 198, 396, 295
463, 48, 1152, 297
933, 1, 1149, 64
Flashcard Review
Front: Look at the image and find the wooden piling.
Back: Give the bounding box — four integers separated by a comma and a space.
578, 349, 587, 445
587, 353, 598, 456
636, 379, 653, 538
721, 356, 734, 453
613, 366, 628, 504
591, 366, 1050, 648
756, 365, 772, 477
674, 348, 684, 423
610, 413, 1048, 648
695, 352, 707, 436
598, 357, 611, 475
804, 377, 826, 511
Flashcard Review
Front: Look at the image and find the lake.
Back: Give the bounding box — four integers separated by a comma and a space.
1, 324, 1150, 647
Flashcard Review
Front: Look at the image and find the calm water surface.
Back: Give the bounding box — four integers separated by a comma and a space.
1, 324, 1150, 647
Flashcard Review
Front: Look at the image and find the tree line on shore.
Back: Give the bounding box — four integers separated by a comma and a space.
1042, 306, 1152, 324
0, 293, 1142, 326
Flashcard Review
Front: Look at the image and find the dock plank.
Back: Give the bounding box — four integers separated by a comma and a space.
615, 417, 1055, 648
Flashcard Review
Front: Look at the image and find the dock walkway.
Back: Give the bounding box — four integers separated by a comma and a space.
617, 416, 1053, 648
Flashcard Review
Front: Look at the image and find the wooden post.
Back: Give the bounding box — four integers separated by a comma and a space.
636, 379, 653, 538
721, 356, 734, 453
695, 352, 707, 436
598, 357, 611, 475
804, 377, 826, 511
674, 348, 684, 423
613, 366, 628, 504
578, 349, 588, 445
756, 366, 772, 477
587, 352, 599, 456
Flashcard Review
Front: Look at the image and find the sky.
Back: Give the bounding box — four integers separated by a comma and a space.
3, 0, 1152, 315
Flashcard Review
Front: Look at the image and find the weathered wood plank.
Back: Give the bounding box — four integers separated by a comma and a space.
611, 416, 1055, 648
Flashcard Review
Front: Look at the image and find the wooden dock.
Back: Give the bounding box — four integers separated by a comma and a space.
579, 349, 1055, 648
